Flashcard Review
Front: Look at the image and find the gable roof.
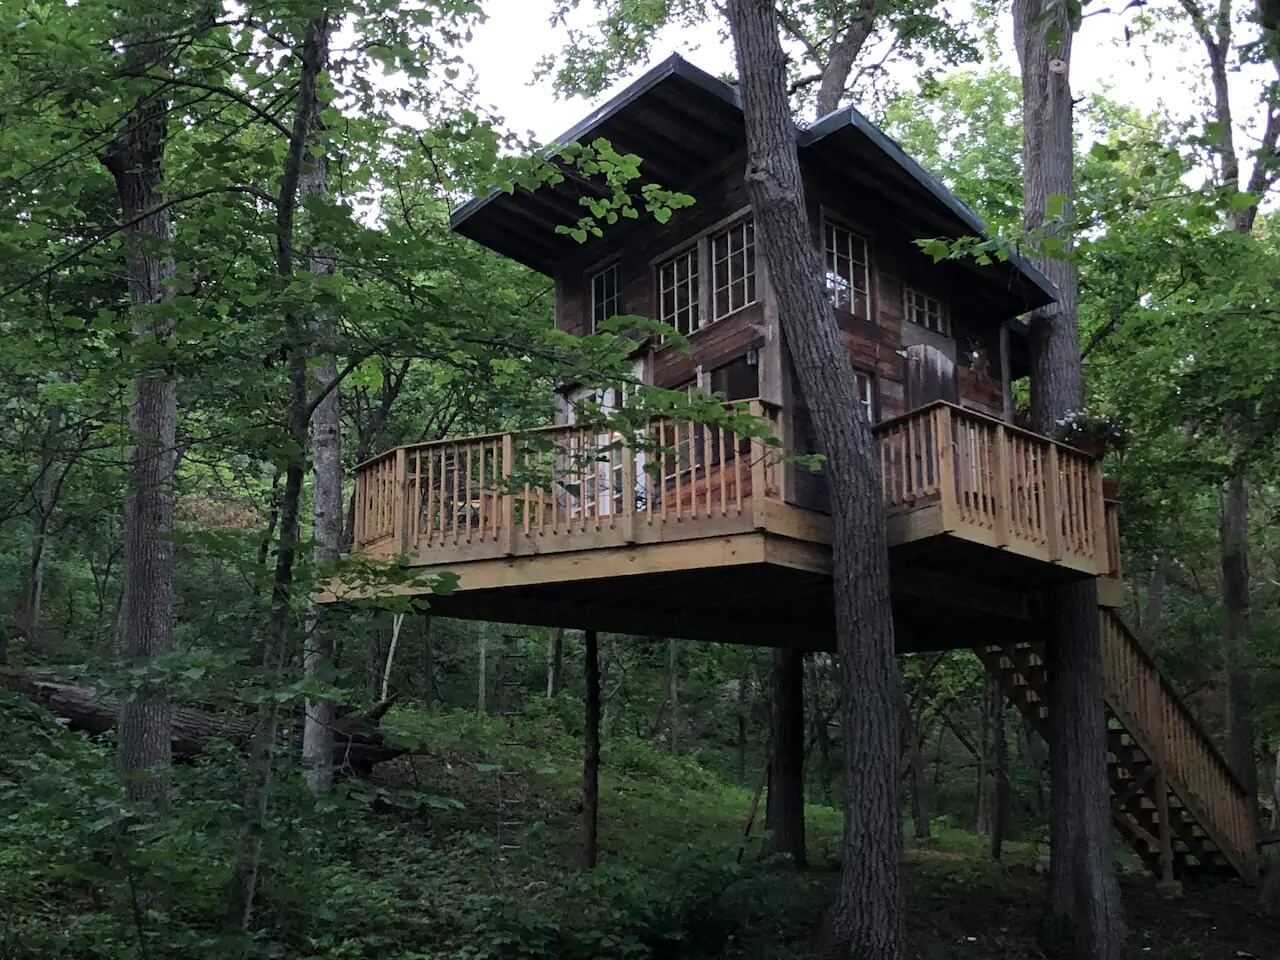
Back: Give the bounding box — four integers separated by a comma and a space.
451, 54, 1057, 312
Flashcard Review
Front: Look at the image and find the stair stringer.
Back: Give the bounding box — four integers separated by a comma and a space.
976, 609, 1258, 881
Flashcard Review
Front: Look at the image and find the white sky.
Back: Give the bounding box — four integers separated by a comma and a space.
459, 0, 1272, 185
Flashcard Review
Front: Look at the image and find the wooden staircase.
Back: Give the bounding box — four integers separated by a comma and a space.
976, 608, 1258, 882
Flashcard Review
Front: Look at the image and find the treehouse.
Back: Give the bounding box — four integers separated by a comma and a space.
330, 56, 1259, 881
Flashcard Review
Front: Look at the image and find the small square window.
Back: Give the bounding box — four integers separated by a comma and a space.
905, 287, 947, 335
823, 221, 869, 315
590, 264, 620, 332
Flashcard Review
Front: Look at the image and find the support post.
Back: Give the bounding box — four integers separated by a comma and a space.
620, 433, 637, 543
1154, 769, 1181, 894
749, 400, 768, 522
998, 321, 1014, 424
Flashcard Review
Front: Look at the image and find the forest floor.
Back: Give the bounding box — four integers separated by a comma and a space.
374, 707, 1275, 960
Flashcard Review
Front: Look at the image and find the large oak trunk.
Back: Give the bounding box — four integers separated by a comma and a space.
1013, 2, 1125, 955
726, 2, 903, 955
99, 24, 179, 809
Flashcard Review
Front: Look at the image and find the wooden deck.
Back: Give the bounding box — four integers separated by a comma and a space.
330, 401, 1116, 646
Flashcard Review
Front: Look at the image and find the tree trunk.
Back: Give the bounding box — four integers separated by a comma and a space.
909, 727, 931, 840
1013, 2, 1125, 955
763, 646, 807, 865
477, 623, 487, 714
725, 3, 902, 954
737, 651, 751, 782
302, 111, 342, 795
547, 627, 565, 697
990, 684, 1008, 861
99, 21, 178, 811
581, 628, 601, 869
1220, 467, 1258, 804
666, 638, 679, 753
225, 16, 330, 934
1141, 549, 1168, 645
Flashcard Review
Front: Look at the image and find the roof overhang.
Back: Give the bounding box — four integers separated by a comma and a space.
451, 54, 1057, 317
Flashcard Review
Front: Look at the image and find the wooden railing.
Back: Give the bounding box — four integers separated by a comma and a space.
354, 400, 784, 561
876, 402, 1107, 574
1100, 609, 1257, 876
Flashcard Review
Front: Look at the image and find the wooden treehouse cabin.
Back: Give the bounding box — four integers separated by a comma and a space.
330, 57, 1259, 881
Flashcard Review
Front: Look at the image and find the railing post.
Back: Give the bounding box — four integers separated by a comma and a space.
393, 447, 409, 556
499, 433, 515, 556
1044, 444, 1063, 562
749, 401, 768, 519
354, 467, 366, 549
620, 432, 637, 543
992, 423, 1010, 547
934, 405, 957, 532
1090, 462, 1109, 575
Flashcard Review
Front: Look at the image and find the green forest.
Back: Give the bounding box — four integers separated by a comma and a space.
1, 0, 1278, 957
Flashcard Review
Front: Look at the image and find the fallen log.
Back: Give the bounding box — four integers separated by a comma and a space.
0, 670, 404, 776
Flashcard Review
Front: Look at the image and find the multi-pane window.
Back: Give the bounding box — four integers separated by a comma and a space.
658, 247, 701, 335
590, 264, 620, 331
823, 221, 870, 315
905, 287, 947, 335
855, 370, 876, 422
711, 218, 757, 319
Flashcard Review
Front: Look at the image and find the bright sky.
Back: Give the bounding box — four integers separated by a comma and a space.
459, 0, 1271, 185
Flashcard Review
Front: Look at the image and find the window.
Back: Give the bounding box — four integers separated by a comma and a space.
711, 218, 757, 319
823, 220, 869, 315
855, 370, 876, 422
590, 264, 620, 331
905, 287, 947, 335
658, 247, 700, 335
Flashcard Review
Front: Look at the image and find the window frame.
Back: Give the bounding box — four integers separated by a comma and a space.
854, 368, 878, 423
588, 261, 621, 333
656, 243, 702, 337
650, 206, 761, 342
709, 217, 758, 321
819, 211, 872, 319
903, 285, 949, 336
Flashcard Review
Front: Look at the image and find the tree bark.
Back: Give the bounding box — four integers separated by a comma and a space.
763, 647, 807, 865
1013, 2, 1125, 956
225, 15, 330, 934
547, 627, 565, 697
989, 683, 1009, 861
477, 623, 487, 714
666, 637, 679, 753
581, 628, 601, 869
302, 107, 342, 796
725, 2, 902, 955
1220, 468, 1257, 801
99, 20, 178, 811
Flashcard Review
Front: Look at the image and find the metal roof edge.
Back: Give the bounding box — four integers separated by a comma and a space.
801, 104, 1059, 304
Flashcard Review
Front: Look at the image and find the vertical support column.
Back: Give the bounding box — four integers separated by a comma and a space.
1044, 444, 1063, 562
499, 434, 515, 556
935, 405, 957, 532
581, 628, 601, 870
353, 467, 365, 549
393, 447, 409, 555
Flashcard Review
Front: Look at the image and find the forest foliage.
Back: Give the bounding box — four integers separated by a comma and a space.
0, 0, 1278, 956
